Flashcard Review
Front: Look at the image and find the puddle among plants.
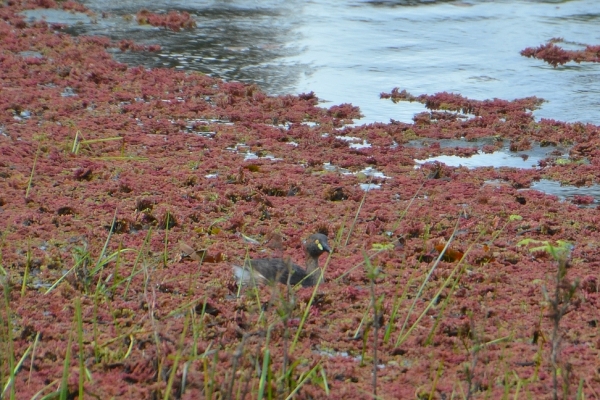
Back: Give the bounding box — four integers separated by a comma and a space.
323, 164, 388, 178
225, 143, 281, 161
413, 140, 569, 170
323, 162, 351, 175
528, 179, 600, 207
412, 139, 598, 203
415, 151, 542, 169
349, 140, 371, 149
334, 135, 372, 149
360, 183, 381, 191
484, 179, 600, 207
322, 163, 387, 191
243, 152, 280, 161
359, 166, 388, 179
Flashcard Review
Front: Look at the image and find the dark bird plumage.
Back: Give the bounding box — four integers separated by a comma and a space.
233, 233, 331, 287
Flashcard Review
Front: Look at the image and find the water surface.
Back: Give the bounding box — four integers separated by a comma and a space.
24, 0, 600, 125
21, 0, 600, 202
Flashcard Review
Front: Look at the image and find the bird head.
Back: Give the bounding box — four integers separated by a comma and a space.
304, 233, 331, 257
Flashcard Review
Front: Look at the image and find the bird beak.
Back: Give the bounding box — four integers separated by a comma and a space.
316, 239, 331, 253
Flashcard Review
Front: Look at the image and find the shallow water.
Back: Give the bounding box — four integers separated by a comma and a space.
413, 139, 568, 169
20, 0, 600, 202
529, 179, 600, 207
24, 0, 600, 126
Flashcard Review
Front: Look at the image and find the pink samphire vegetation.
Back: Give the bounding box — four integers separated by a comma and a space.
136, 9, 197, 32
521, 37, 600, 67
1, 0, 600, 398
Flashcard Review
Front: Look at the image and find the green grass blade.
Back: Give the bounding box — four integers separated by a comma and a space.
396, 218, 460, 345
75, 297, 85, 398
28, 331, 41, 384
1, 342, 33, 398
164, 312, 190, 399
59, 332, 73, 400
123, 227, 153, 297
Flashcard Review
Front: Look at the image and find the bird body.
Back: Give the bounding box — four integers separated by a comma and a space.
233, 233, 331, 287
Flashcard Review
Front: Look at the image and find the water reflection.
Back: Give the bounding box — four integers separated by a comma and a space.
528, 179, 600, 208
412, 140, 568, 169
61, 1, 307, 94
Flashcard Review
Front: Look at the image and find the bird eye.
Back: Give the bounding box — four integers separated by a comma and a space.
315, 240, 323, 250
